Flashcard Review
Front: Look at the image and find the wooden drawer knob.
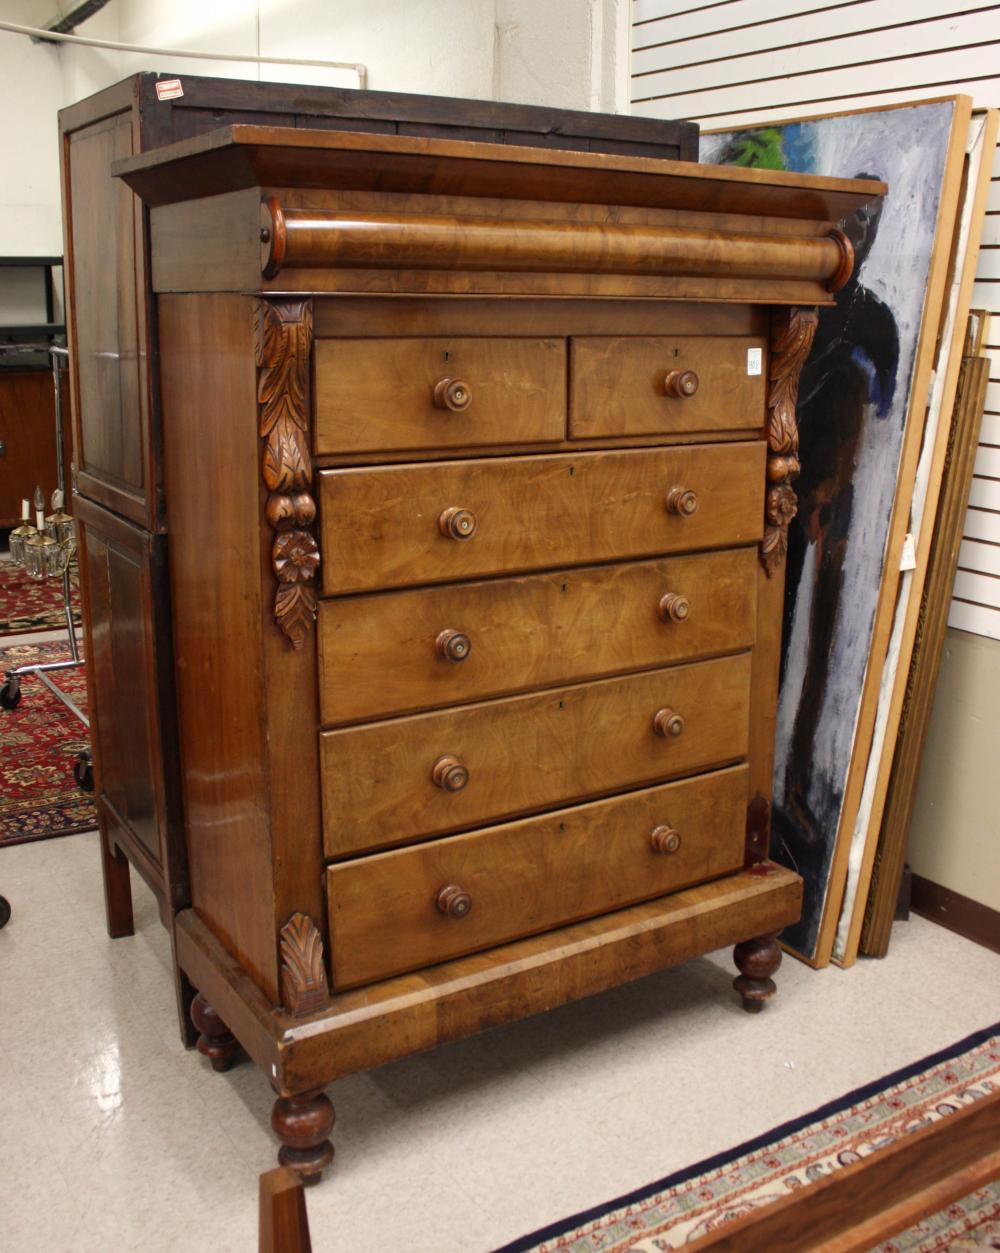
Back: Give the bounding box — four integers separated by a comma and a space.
658, 592, 690, 624
436, 628, 471, 663
432, 755, 469, 792
666, 486, 699, 517
436, 884, 472, 918
433, 377, 472, 412
438, 506, 478, 541
653, 707, 685, 738
663, 369, 699, 398
650, 825, 682, 854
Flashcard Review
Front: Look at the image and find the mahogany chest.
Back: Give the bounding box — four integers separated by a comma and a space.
73, 87, 882, 1178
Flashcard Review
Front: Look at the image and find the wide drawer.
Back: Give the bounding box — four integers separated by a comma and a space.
320, 651, 751, 857
318, 547, 757, 725
570, 336, 766, 438
313, 337, 566, 453
318, 442, 765, 594
325, 764, 748, 989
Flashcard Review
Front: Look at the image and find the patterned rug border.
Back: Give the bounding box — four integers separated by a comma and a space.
496, 1019, 1000, 1253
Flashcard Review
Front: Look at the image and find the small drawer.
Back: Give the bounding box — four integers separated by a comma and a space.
325, 764, 748, 988
318, 548, 757, 725
320, 651, 751, 857
313, 337, 566, 454
318, 442, 765, 595
570, 336, 766, 438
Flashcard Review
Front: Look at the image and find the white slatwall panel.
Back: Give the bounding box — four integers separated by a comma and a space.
632, 0, 1000, 638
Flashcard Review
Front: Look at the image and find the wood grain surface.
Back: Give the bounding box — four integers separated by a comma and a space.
314, 336, 565, 453
570, 335, 766, 438
318, 548, 757, 724
326, 765, 748, 988
319, 442, 765, 594
320, 652, 751, 856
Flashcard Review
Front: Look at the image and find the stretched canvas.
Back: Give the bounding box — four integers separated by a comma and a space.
701, 101, 958, 961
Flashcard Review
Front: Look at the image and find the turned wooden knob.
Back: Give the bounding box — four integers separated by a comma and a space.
650, 825, 682, 854
433, 377, 472, 412
666, 486, 699, 517
432, 754, 469, 792
658, 592, 690, 624
653, 707, 685, 738
663, 369, 699, 398
436, 884, 472, 917
438, 506, 478, 541
436, 628, 471, 663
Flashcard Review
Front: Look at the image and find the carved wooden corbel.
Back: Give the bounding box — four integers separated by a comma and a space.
279, 913, 330, 1016
760, 306, 818, 577
254, 298, 319, 647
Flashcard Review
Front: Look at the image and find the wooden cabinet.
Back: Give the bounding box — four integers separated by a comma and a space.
101, 97, 879, 1179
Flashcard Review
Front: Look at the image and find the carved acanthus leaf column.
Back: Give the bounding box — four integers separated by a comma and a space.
254, 299, 319, 647
760, 306, 818, 577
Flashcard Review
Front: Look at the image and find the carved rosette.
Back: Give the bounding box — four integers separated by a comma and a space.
761, 307, 818, 577
254, 299, 318, 647
279, 913, 330, 1016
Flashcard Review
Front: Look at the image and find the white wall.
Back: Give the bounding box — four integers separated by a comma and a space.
630, 0, 1000, 911
0, 0, 68, 256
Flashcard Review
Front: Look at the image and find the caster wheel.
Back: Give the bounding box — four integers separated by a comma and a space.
74, 750, 94, 793
0, 678, 21, 710
0, 896, 10, 928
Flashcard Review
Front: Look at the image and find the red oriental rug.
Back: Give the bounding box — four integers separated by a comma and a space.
499, 1023, 1000, 1252
0, 558, 81, 635
0, 640, 95, 845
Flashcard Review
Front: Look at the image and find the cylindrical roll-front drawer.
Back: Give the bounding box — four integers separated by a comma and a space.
318, 442, 765, 594
314, 337, 566, 454
325, 764, 748, 989
320, 651, 751, 858
318, 548, 757, 725
570, 336, 766, 438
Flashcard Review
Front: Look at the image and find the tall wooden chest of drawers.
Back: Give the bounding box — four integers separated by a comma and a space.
109, 122, 881, 1177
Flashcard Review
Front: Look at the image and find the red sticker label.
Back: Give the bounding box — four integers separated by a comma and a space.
155, 79, 184, 101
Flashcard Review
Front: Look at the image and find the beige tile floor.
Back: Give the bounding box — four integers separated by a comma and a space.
2, 829, 1000, 1252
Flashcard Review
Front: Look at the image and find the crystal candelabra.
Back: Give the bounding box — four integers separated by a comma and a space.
9, 486, 76, 580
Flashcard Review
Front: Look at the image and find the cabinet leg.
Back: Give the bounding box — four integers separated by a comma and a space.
191, 992, 239, 1071
272, 1090, 335, 1185
99, 822, 134, 939
733, 932, 782, 1013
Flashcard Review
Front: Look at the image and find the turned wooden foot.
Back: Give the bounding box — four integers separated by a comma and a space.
272, 1090, 335, 1185
733, 932, 782, 1013
191, 992, 239, 1071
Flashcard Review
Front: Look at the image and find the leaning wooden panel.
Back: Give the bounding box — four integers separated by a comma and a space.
861, 348, 991, 956
835, 111, 999, 965
703, 96, 973, 966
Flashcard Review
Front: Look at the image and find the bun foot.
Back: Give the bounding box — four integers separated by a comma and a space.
191, 992, 239, 1071
733, 932, 782, 1013
272, 1090, 335, 1184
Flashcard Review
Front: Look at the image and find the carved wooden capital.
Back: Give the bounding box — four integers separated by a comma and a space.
761, 307, 818, 577
279, 913, 330, 1016
254, 299, 318, 647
